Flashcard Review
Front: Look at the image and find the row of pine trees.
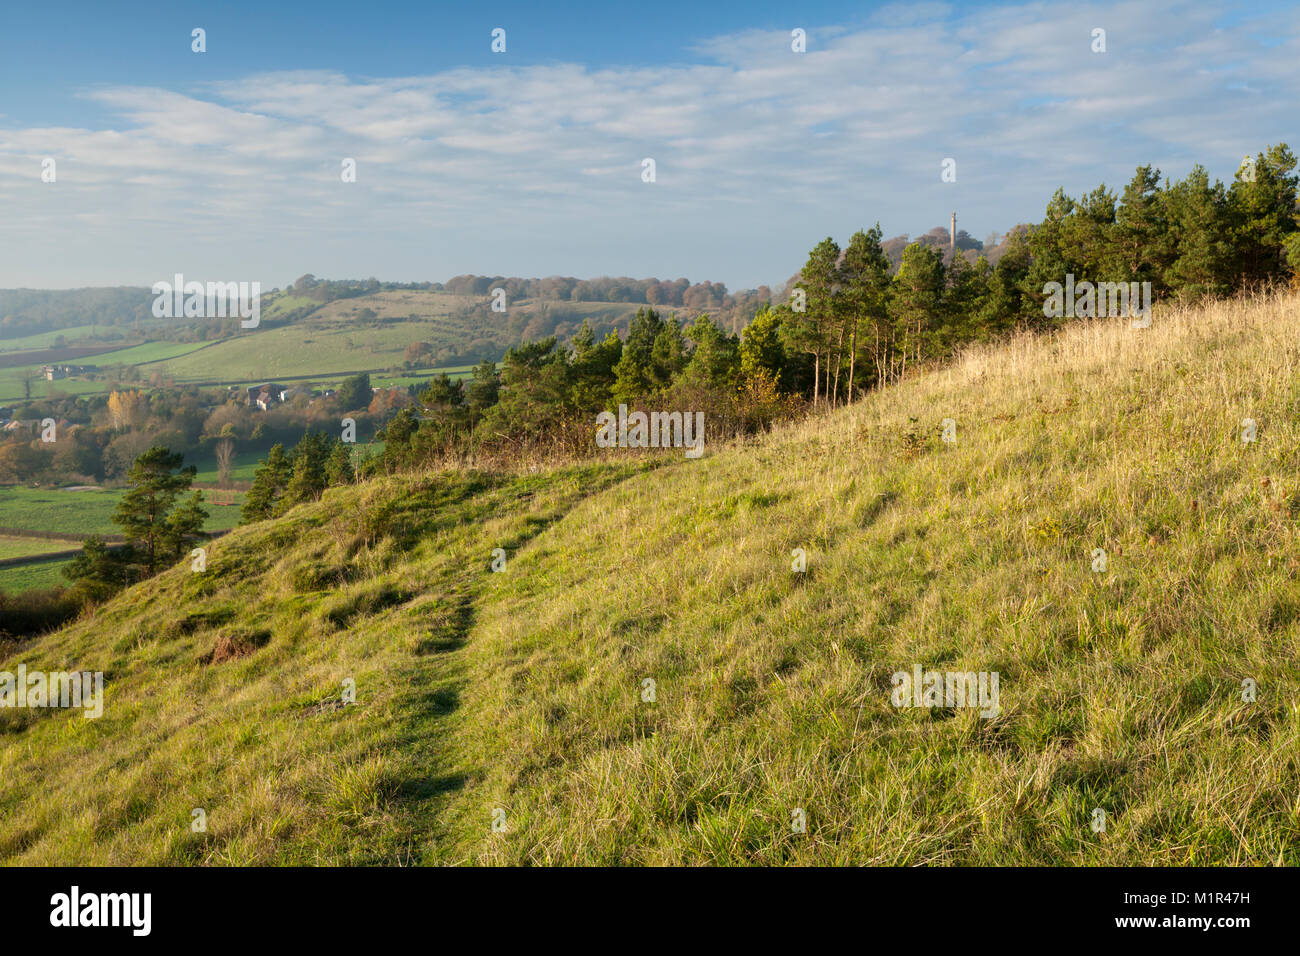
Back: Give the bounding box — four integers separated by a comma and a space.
255, 145, 1300, 493
784, 144, 1300, 405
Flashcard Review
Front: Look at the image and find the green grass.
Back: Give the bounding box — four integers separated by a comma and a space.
90, 341, 213, 367
0, 559, 72, 593
2, 291, 1299, 864
155, 322, 457, 383
261, 293, 321, 321
371, 367, 475, 389
0, 535, 76, 560
0, 324, 122, 352
0, 371, 110, 403
187, 450, 267, 485
0, 486, 123, 535
0, 486, 245, 539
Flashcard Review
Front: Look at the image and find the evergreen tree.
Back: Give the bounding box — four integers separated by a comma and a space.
941, 251, 991, 349
465, 359, 501, 424
982, 228, 1032, 333
478, 338, 573, 442
1114, 165, 1171, 290
64, 534, 134, 597
568, 323, 621, 410
1163, 165, 1234, 299
784, 238, 840, 404
111, 446, 198, 574
841, 225, 893, 392
163, 491, 209, 560
1228, 144, 1300, 286
680, 314, 738, 391
738, 306, 803, 393
612, 308, 666, 406
1070, 184, 1119, 278
890, 243, 945, 376
649, 317, 689, 393
325, 441, 355, 486
242, 443, 292, 522
1024, 189, 1080, 326
282, 433, 330, 509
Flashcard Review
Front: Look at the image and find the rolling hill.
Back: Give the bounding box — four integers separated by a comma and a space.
0, 288, 653, 402
2, 290, 1298, 864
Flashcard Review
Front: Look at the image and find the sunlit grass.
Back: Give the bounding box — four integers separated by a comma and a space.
2, 290, 1298, 864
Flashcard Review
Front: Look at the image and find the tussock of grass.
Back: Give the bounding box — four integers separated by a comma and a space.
3, 292, 1300, 864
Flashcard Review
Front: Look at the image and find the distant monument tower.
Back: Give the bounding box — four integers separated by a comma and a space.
950, 212, 957, 256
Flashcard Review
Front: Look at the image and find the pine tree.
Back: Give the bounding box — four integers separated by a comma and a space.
784, 238, 840, 404
649, 317, 689, 393
612, 308, 665, 406
890, 243, 945, 377
242, 443, 291, 522
568, 324, 621, 411
1113, 165, 1171, 290
477, 338, 572, 443
982, 228, 1032, 332
64, 534, 134, 596
1163, 165, 1234, 300
325, 441, 355, 486
840, 225, 893, 392
1228, 144, 1300, 287
163, 491, 209, 561
282, 433, 330, 510
680, 314, 738, 391
465, 359, 501, 424
941, 251, 990, 349
111, 446, 198, 574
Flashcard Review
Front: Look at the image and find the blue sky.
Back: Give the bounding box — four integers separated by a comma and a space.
0, 0, 1296, 289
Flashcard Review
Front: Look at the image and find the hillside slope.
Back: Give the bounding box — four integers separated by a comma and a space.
3, 291, 1300, 865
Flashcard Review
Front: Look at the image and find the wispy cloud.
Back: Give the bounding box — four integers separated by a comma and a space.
1, 0, 1296, 288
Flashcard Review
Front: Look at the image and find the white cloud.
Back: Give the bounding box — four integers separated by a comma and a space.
1, 0, 1296, 288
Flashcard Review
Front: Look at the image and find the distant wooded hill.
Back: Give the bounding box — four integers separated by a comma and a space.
0, 223, 1002, 343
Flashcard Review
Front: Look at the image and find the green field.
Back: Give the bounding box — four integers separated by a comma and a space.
0, 324, 124, 352
0, 486, 123, 535
187, 450, 266, 486
0, 485, 245, 538
371, 367, 475, 389
0, 370, 111, 403
0, 534, 76, 560
156, 321, 464, 383
0, 559, 72, 593
89, 340, 214, 367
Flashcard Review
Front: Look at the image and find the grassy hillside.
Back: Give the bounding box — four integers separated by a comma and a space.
0, 325, 124, 353
2, 291, 1299, 865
